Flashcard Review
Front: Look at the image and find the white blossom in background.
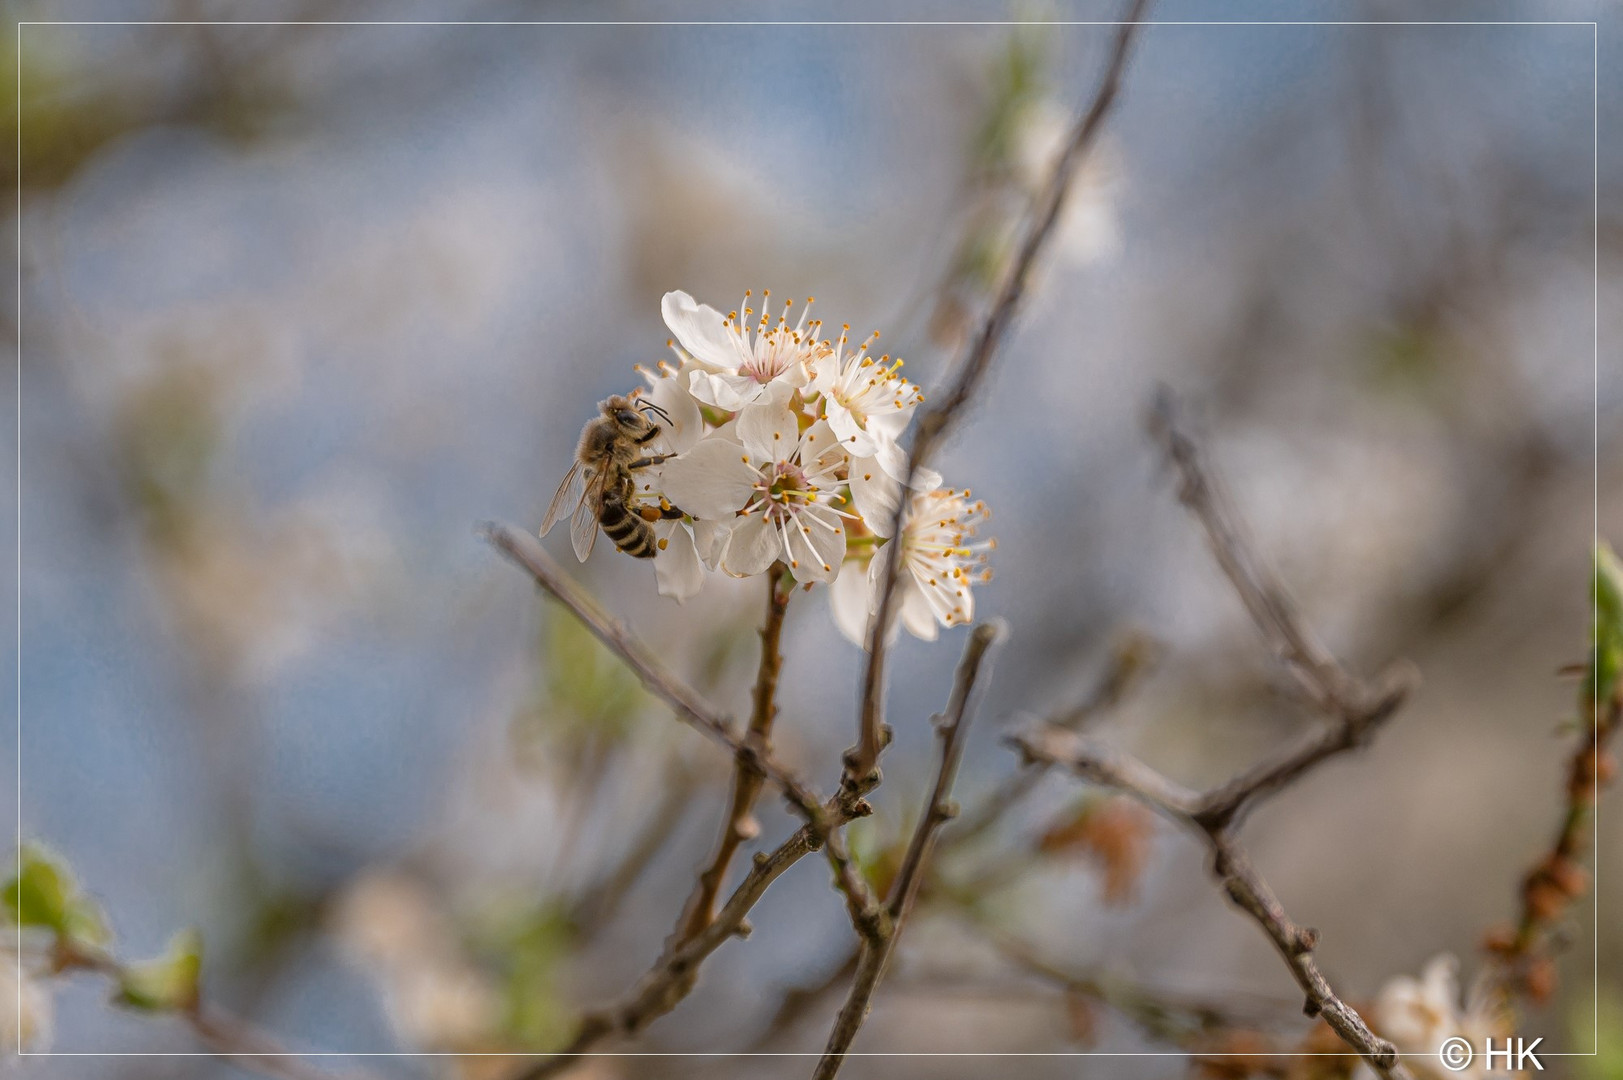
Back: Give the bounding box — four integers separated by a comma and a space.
333, 871, 501, 1052
1354, 955, 1517, 1080
1016, 99, 1125, 267
1, 946, 53, 1053
553, 288, 994, 643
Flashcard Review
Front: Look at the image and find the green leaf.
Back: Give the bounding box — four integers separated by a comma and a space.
116, 928, 203, 1012
1592, 543, 1623, 710
3, 843, 109, 946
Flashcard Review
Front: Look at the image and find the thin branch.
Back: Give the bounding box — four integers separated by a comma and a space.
746, 634, 1159, 1052
1009, 725, 1407, 1080
854, 0, 1151, 780
513, 793, 872, 1080
949, 906, 1299, 1048
57, 942, 353, 1080
678, 563, 793, 942
999, 386, 1431, 1080
1487, 673, 1621, 1001
486, 521, 886, 1053
815, 620, 1006, 1080
1148, 388, 1388, 715
951, 630, 1161, 848
482, 522, 825, 824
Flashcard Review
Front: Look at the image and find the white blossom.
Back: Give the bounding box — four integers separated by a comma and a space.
809, 325, 922, 479
631, 359, 709, 600
662, 289, 821, 415
2, 946, 53, 1054
1354, 955, 1516, 1080
552, 288, 995, 628
1016, 99, 1125, 267
831, 486, 994, 647
659, 386, 852, 582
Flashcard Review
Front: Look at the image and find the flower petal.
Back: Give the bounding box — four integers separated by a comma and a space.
660, 438, 759, 520
662, 291, 742, 371
689, 369, 764, 412
899, 581, 940, 641
849, 458, 900, 537
692, 518, 732, 571
654, 522, 705, 601
643, 362, 704, 454
829, 558, 874, 647
721, 513, 780, 577
790, 507, 845, 582
736, 382, 799, 462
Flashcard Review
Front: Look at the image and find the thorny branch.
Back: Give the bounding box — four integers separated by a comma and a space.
1009, 392, 1423, 1080
814, 620, 1006, 1080
678, 563, 793, 942
855, 0, 1151, 781
55, 940, 354, 1080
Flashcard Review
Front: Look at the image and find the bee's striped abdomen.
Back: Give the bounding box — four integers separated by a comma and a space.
599, 496, 657, 558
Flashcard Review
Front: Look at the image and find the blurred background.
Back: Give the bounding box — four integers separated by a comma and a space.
4, 2, 1619, 1078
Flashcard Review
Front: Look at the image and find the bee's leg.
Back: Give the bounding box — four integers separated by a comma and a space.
633, 426, 663, 445
637, 496, 687, 523
628, 454, 673, 470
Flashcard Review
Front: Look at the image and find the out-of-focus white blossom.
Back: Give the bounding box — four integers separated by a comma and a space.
1, 947, 52, 1054
1016, 99, 1125, 266
333, 871, 501, 1052
1355, 955, 1516, 1080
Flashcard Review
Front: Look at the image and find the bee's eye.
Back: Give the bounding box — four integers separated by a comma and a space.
617, 410, 640, 426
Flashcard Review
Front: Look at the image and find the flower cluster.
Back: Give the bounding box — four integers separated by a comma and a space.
585, 288, 994, 646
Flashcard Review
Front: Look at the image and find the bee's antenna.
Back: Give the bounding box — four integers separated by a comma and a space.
638, 400, 673, 424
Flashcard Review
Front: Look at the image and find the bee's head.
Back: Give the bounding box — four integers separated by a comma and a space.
602, 392, 671, 433
601, 394, 648, 432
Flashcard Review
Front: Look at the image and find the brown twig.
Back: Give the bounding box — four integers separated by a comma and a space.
1147, 388, 1368, 714
951, 630, 1161, 848
1009, 725, 1407, 1080
747, 632, 1159, 1053
1003, 392, 1424, 1080
482, 523, 828, 827
949, 906, 1299, 1048
486, 521, 888, 1060
678, 563, 793, 942
513, 789, 875, 1080
1486, 671, 1621, 1002
814, 620, 1006, 1080
854, 1, 1151, 781
56, 942, 353, 1080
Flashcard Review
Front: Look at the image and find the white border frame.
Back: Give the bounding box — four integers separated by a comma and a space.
11, 13, 1604, 1066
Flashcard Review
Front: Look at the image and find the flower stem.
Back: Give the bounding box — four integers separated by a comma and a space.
677, 562, 792, 942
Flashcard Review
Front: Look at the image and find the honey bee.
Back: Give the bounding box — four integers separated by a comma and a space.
541, 394, 684, 561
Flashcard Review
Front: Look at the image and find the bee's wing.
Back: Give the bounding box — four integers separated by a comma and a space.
571, 468, 609, 562
541, 459, 586, 539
